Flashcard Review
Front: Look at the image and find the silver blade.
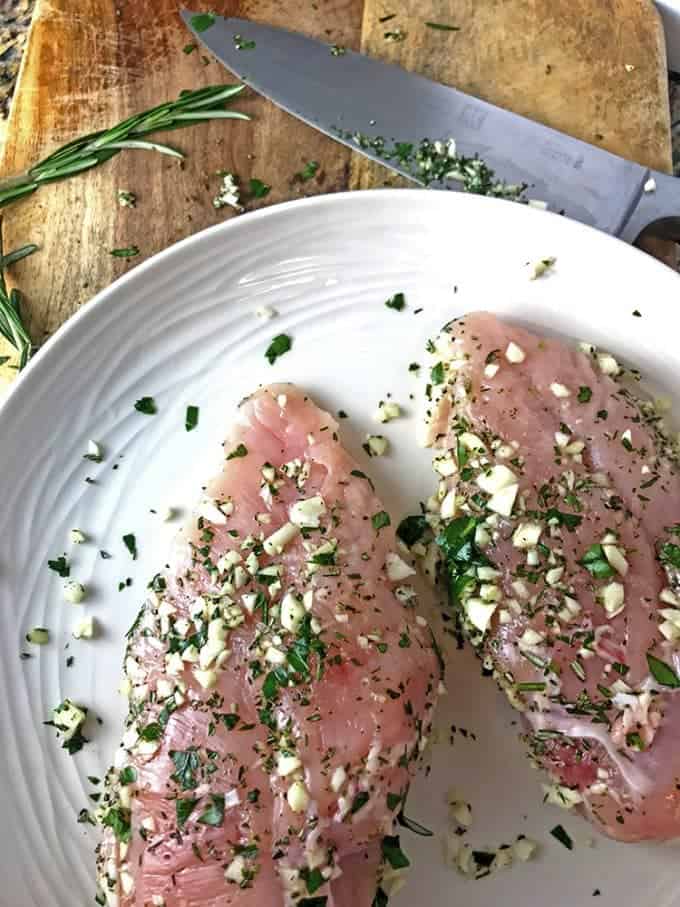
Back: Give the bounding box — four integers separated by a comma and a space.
182, 12, 650, 237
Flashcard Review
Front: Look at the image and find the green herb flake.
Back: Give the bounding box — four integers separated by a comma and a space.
396, 514, 428, 547
265, 333, 292, 365
170, 748, 201, 790
659, 543, 680, 568
371, 510, 391, 532
550, 824, 573, 850
425, 21, 459, 30
102, 806, 131, 842
387, 792, 402, 811
138, 722, 162, 742
577, 544, 614, 579
185, 404, 199, 432
183, 42, 198, 54
249, 178, 271, 198
296, 160, 319, 181
646, 651, 680, 688
301, 867, 325, 895
381, 835, 410, 869
134, 396, 157, 415
122, 533, 138, 560
234, 33, 256, 50
430, 362, 445, 384
330, 44, 346, 56
351, 791, 370, 814
197, 793, 225, 826
385, 292, 406, 311
176, 797, 198, 828
577, 386, 592, 403
227, 443, 248, 460
110, 246, 139, 258
191, 12, 216, 31
119, 766, 137, 785
48, 555, 70, 578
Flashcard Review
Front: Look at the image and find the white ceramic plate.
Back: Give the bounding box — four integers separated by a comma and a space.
2, 190, 679, 907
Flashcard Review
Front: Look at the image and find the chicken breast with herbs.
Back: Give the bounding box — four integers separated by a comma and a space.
412, 311, 680, 843
96, 384, 441, 905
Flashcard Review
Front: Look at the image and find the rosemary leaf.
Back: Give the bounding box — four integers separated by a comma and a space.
0, 85, 249, 210
0, 237, 38, 369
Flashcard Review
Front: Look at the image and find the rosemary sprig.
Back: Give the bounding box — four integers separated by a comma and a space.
0, 238, 39, 369
0, 85, 249, 210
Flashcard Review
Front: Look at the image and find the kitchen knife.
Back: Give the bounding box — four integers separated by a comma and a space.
182, 12, 680, 244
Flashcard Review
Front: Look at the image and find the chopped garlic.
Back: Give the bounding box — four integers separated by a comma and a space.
193, 668, 218, 690
596, 352, 619, 375
289, 495, 326, 528
73, 616, 95, 639
513, 837, 539, 862
386, 552, 416, 582
602, 544, 629, 576
505, 342, 526, 363
213, 172, 242, 211
476, 464, 517, 495
331, 765, 347, 792
542, 783, 583, 809
256, 305, 277, 320
281, 592, 305, 633
513, 522, 542, 549
549, 382, 570, 398
487, 483, 519, 517
277, 753, 302, 777
600, 581, 625, 618
528, 256, 556, 279
375, 401, 401, 423
70, 529, 86, 545
263, 522, 299, 555
365, 434, 389, 456
465, 598, 498, 635
64, 581, 86, 604
287, 780, 310, 813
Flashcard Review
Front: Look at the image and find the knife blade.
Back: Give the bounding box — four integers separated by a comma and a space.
182, 12, 680, 244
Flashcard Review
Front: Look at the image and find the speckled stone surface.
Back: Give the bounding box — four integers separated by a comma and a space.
0, 0, 34, 129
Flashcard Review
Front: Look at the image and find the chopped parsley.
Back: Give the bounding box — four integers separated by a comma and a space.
227, 443, 248, 460
183, 42, 197, 54
659, 543, 680, 569
101, 806, 131, 842
265, 333, 292, 365
300, 867, 325, 895
185, 405, 199, 431
119, 766, 137, 785
134, 396, 157, 415
296, 160, 319, 181
138, 722, 162, 741
176, 797, 198, 828
646, 652, 680, 688
249, 178, 271, 198
351, 791, 370, 814
198, 793, 225, 826
170, 748, 200, 790
577, 386, 592, 403
577, 544, 614, 579
48, 555, 70, 577
233, 33, 256, 50
385, 292, 406, 311
110, 246, 139, 258
122, 533, 137, 560
190, 12, 216, 31
550, 824, 573, 850
430, 362, 445, 384
436, 516, 490, 606
381, 835, 410, 869
371, 510, 391, 532
396, 514, 428, 547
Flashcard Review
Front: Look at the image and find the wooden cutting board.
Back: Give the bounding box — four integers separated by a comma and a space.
0, 0, 671, 382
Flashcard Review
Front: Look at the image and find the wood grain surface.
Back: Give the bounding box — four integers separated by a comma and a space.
0, 0, 671, 383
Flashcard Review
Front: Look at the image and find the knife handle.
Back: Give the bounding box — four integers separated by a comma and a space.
620, 171, 680, 244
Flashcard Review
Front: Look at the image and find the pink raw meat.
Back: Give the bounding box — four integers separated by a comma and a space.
417, 311, 680, 843
96, 385, 441, 905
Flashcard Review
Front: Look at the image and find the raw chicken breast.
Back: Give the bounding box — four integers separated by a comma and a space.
96, 385, 441, 906
412, 311, 680, 843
